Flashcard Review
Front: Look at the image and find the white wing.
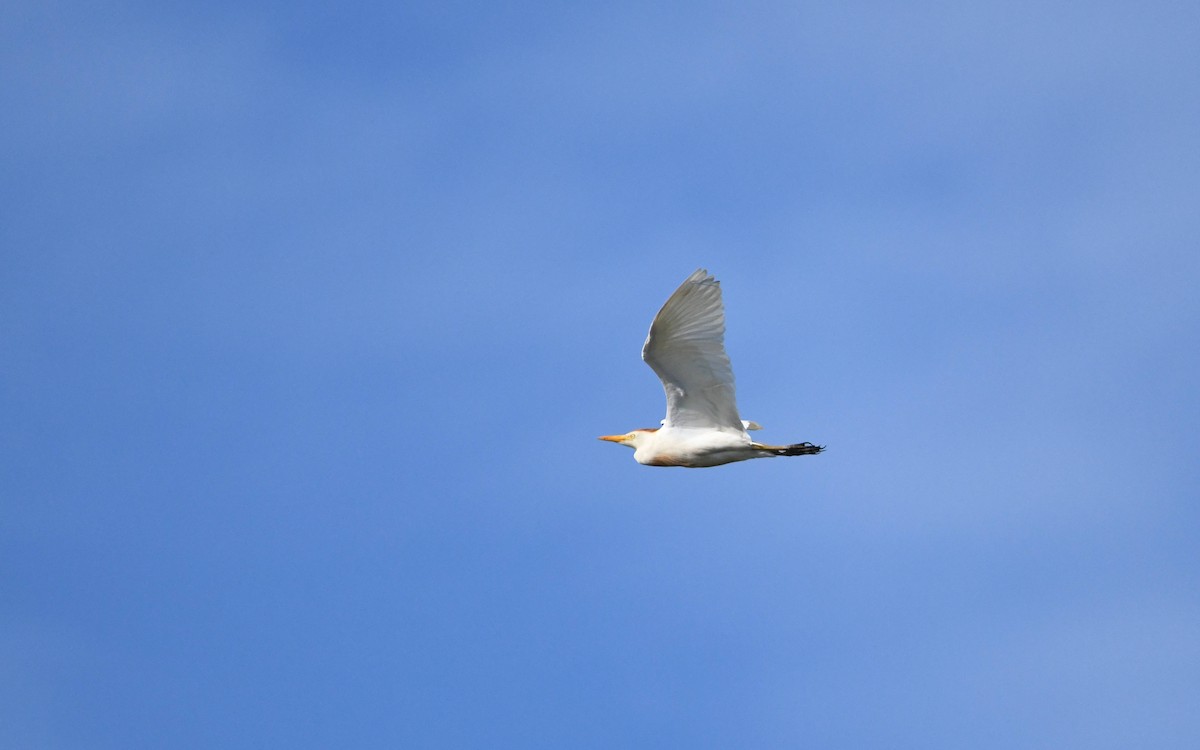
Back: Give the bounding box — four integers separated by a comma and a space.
642, 269, 745, 431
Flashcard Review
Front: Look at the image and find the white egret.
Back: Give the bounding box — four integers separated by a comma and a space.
599, 269, 824, 468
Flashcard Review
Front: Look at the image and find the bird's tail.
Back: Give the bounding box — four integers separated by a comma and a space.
751, 441, 825, 456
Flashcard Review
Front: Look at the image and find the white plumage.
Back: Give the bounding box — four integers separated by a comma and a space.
599, 269, 823, 468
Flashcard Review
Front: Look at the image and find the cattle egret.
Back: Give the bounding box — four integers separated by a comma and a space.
599, 269, 824, 468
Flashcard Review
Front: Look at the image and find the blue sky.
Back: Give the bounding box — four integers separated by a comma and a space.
3, 1, 1199, 747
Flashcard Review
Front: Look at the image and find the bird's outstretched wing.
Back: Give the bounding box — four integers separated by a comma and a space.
642, 269, 745, 431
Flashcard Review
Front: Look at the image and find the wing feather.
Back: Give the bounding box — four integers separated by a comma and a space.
642, 269, 745, 431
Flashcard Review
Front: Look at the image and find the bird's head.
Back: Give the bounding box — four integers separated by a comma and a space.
597, 428, 657, 449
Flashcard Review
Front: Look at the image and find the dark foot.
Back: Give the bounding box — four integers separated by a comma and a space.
777, 442, 824, 456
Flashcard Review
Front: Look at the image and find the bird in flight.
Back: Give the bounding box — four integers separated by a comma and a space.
599, 269, 824, 468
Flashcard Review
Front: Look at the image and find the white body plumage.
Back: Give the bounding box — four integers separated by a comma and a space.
626, 426, 770, 468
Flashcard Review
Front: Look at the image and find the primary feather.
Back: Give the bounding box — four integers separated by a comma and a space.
642, 269, 744, 432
